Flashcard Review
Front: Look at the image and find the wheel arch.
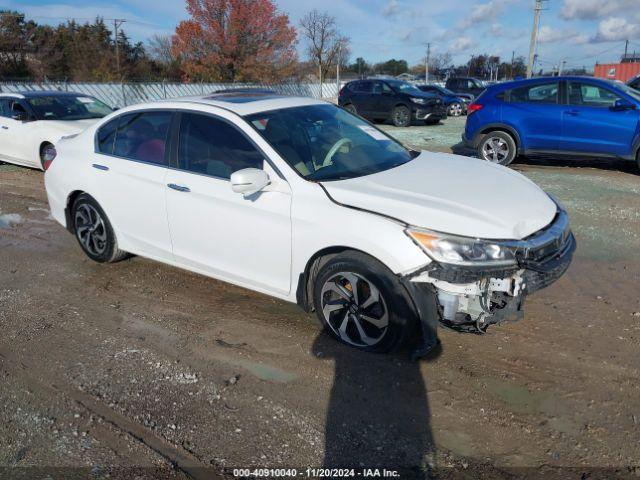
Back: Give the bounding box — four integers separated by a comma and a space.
64, 189, 86, 232
478, 123, 522, 152
295, 246, 391, 313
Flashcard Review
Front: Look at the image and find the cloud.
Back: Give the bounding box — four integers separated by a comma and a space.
450, 36, 473, 53
458, 0, 514, 30
538, 26, 588, 44
561, 0, 636, 20
383, 0, 400, 17
592, 17, 640, 42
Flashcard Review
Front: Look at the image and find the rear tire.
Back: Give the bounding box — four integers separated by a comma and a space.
344, 103, 357, 116
448, 102, 463, 117
312, 251, 417, 353
477, 130, 517, 166
391, 105, 411, 127
71, 194, 128, 263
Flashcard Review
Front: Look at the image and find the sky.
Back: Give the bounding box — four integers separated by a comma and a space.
2, 0, 640, 71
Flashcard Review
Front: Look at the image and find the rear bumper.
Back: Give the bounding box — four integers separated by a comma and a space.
461, 132, 478, 148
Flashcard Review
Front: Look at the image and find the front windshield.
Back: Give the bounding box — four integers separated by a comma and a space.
246, 104, 415, 182
27, 95, 113, 120
386, 80, 423, 95
612, 81, 640, 102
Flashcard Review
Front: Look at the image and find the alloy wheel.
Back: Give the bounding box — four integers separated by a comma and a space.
481, 136, 510, 163
448, 103, 463, 116
394, 107, 409, 126
320, 272, 389, 347
75, 203, 108, 256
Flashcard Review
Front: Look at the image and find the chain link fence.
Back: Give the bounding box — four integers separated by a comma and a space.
0, 81, 340, 108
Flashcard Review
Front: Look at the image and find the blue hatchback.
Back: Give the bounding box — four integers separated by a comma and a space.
463, 76, 640, 166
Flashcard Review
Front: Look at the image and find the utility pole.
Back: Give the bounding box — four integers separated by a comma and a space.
113, 19, 126, 78
526, 0, 546, 78
624, 39, 629, 61
510, 50, 515, 79
336, 42, 341, 96
558, 59, 566, 76
425, 43, 431, 83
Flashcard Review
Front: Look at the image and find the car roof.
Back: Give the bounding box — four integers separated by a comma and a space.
0, 90, 90, 99
156, 92, 327, 116
490, 76, 621, 91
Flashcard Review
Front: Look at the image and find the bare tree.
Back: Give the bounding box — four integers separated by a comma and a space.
148, 34, 174, 65
299, 10, 349, 96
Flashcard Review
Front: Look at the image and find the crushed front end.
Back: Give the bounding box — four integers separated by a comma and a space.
405, 207, 575, 335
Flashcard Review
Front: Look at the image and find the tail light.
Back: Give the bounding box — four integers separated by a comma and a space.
42, 144, 57, 170
467, 103, 483, 115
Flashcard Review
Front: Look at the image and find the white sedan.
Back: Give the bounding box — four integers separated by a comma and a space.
0, 91, 113, 170
44, 92, 575, 356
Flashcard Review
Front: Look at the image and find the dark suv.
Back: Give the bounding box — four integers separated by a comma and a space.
338, 79, 447, 127
445, 77, 486, 98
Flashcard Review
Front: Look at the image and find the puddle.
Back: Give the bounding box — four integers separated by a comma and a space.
231, 357, 297, 383
483, 378, 559, 416
0, 213, 23, 229
435, 429, 474, 457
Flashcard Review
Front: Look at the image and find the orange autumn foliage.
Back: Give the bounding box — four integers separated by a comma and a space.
172, 0, 298, 82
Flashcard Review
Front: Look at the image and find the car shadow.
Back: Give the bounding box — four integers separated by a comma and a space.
450, 141, 639, 175
312, 332, 441, 477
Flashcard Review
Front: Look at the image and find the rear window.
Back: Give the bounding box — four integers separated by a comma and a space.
508, 82, 559, 104
96, 111, 172, 166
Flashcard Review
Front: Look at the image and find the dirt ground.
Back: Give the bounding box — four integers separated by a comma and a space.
1, 116, 639, 479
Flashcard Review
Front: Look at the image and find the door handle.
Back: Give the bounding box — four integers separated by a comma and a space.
565, 110, 579, 116
92, 164, 109, 171
167, 183, 190, 193
1, 126, 8, 130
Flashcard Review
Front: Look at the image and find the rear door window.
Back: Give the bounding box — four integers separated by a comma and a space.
509, 82, 559, 104
357, 81, 373, 93
177, 113, 263, 179
112, 111, 172, 165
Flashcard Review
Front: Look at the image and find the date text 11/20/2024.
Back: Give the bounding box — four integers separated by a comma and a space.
231, 468, 401, 477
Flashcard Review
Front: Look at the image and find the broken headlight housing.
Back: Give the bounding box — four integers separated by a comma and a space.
406, 228, 519, 267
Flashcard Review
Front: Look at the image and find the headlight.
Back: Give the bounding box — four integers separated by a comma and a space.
410, 97, 427, 104
406, 228, 518, 267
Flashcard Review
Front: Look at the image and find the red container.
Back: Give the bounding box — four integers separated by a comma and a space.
594, 62, 640, 82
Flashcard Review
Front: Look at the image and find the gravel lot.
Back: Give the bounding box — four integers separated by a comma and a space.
1, 116, 639, 479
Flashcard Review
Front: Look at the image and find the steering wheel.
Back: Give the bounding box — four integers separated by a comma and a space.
321, 138, 353, 168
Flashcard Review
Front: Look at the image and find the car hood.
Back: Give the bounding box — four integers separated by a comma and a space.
321, 151, 557, 240
37, 119, 100, 137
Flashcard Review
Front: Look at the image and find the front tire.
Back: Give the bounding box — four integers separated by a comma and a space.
312, 251, 417, 353
72, 194, 127, 263
477, 130, 517, 165
391, 105, 411, 127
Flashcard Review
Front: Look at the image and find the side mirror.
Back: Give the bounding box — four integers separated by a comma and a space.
611, 99, 636, 111
230, 168, 270, 195
11, 111, 30, 121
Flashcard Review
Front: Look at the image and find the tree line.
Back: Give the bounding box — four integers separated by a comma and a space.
0, 0, 528, 84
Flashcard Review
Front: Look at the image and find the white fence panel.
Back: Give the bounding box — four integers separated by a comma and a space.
0, 81, 339, 108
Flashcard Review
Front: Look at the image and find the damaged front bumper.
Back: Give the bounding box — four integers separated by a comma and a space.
403, 210, 576, 336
